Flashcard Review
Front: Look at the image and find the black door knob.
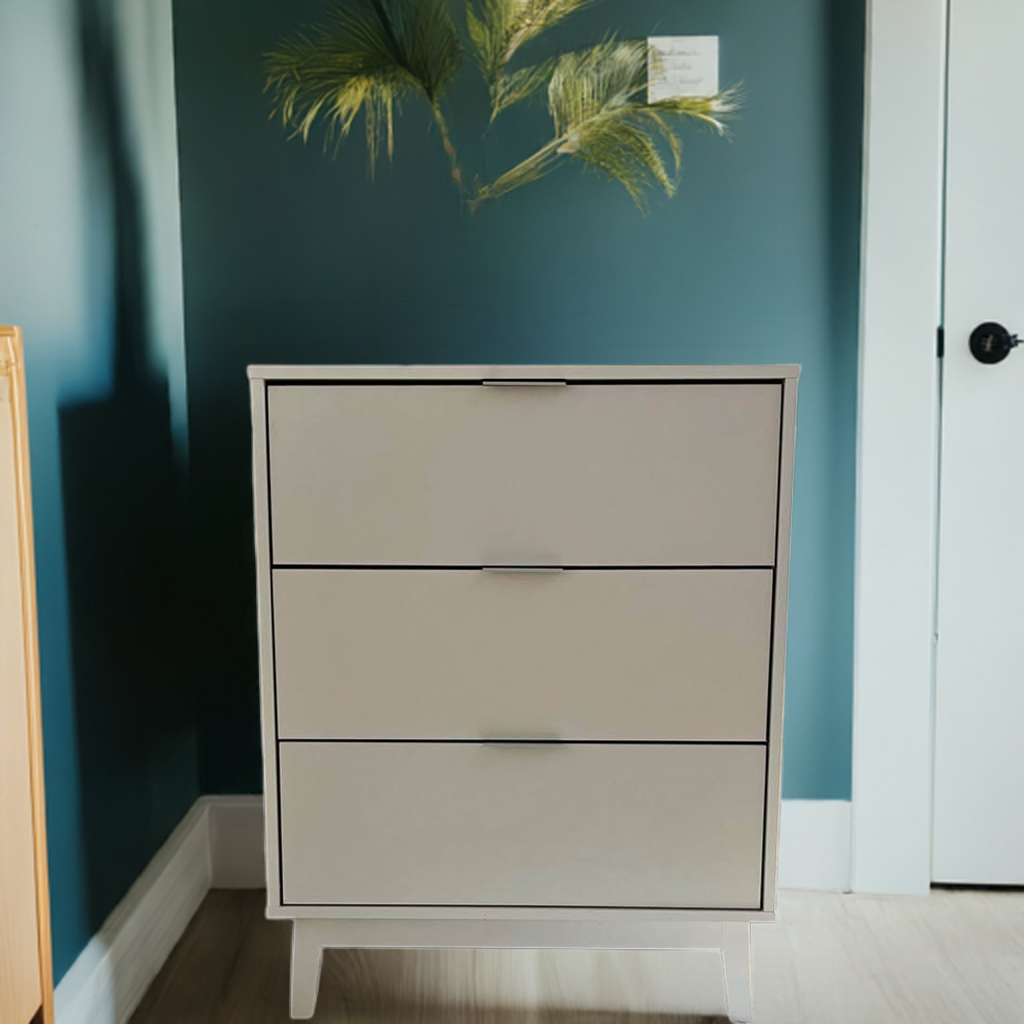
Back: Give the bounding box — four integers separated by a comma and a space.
970, 322, 1021, 364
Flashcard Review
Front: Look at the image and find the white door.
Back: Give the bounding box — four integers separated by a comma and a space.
933, 0, 1024, 884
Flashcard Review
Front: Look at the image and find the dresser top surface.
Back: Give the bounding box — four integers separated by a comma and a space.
247, 364, 801, 382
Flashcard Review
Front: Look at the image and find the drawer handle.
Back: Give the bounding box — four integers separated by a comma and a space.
481, 736, 566, 749
480, 379, 567, 387
481, 566, 564, 574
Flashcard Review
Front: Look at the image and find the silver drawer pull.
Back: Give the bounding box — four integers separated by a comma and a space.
481, 736, 566, 748
481, 566, 564, 574
480, 379, 567, 387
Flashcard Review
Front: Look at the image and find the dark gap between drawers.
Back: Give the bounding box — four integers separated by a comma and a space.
263, 379, 789, 387
271, 563, 777, 571
276, 738, 770, 746
278, 902, 767, 911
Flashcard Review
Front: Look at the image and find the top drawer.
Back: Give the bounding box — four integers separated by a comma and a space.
267, 382, 781, 566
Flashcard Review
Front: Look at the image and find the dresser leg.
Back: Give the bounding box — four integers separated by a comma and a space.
722, 922, 754, 1023
290, 921, 323, 1019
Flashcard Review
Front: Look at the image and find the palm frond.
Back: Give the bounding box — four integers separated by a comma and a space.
568, 114, 676, 206
490, 56, 559, 119
468, 0, 596, 84
465, 4, 495, 75
265, 0, 462, 173
379, 0, 464, 100
474, 39, 739, 211
470, 136, 564, 208
649, 83, 743, 135
547, 39, 670, 208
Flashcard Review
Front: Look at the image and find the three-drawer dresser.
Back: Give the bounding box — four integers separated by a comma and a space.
249, 365, 799, 1022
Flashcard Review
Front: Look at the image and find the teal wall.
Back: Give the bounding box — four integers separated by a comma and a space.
0, 0, 863, 986
173, 0, 863, 801
0, 0, 198, 982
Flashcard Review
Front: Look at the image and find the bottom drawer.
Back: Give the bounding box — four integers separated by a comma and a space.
279, 742, 766, 909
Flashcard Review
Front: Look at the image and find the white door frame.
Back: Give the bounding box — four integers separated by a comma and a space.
851, 0, 948, 894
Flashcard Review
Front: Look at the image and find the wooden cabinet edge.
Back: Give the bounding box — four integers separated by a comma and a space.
2, 326, 55, 1024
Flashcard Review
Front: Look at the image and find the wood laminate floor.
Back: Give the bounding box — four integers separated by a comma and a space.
130, 888, 1024, 1024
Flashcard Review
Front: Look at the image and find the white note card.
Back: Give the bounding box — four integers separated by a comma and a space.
647, 36, 719, 102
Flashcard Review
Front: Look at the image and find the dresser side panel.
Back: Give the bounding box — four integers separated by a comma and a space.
762, 376, 799, 912
251, 378, 281, 909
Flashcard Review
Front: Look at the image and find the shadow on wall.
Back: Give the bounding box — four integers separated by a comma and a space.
58, 0, 198, 934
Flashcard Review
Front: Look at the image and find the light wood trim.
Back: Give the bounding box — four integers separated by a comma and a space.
1, 325, 54, 1024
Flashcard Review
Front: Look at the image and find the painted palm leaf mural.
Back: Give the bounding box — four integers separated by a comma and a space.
265, 0, 738, 211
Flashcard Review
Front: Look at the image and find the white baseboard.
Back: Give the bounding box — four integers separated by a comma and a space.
208, 794, 265, 889
54, 798, 213, 1024
54, 795, 849, 1023
778, 799, 852, 891
54, 795, 268, 1024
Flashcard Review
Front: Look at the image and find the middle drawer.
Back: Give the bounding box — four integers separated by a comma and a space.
273, 568, 772, 742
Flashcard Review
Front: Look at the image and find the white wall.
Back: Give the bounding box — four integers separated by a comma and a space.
851, 0, 946, 894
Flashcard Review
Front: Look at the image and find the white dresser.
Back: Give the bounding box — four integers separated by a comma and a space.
249, 365, 798, 1022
